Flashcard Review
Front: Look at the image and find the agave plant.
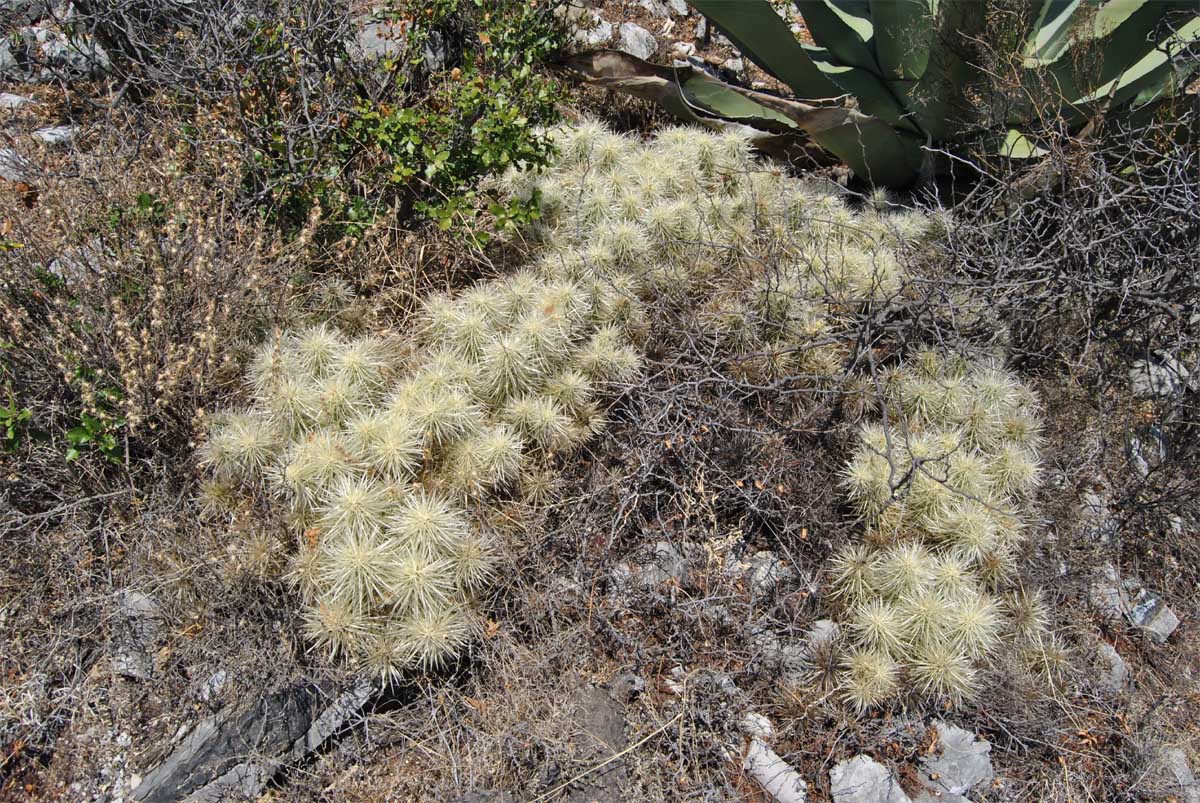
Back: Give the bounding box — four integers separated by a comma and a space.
569, 0, 1200, 186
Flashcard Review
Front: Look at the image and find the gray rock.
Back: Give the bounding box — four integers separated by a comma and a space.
0, 41, 19, 76
1127, 425, 1167, 479
112, 591, 162, 681
198, 670, 229, 704
1089, 563, 1127, 619
728, 550, 794, 594
638, 0, 671, 17
722, 57, 745, 78
1129, 355, 1192, 398
1089, 563, 1180, 642
1126, 586, 1180, 643
0, 148, 35, 183
671, 40, 695, 58
1080, 488, 1117, 542
0, 92, 34, 110
744, 737, 808, 802
32, 124, 77, 146
422, 29, 447, 72
638, 541, 688, 587
695, 15, 708, 43
667, 0, 689, 15
1159, 747, 1200, 803
40, 33, 110, 77
568, 684, 628, 802
354, 20, 405, 60
1094, 642, 1129, 695
2, 0, 50, 25
916, 721, 992, 800
573, 13, 614, 48
48, 238, 104, 282
830, 755, 911, 803
617, 22, 658, 60
806, 619, 840, 650
133, 679, 373, 803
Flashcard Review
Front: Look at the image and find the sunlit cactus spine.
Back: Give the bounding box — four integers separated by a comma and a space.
200, 241, 642, 679
831, 355, 1049, 711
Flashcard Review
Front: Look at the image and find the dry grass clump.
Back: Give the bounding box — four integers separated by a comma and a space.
201, 267, 641, 678
832, 351, 1052, 710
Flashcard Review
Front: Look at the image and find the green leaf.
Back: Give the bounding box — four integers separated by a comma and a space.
999, 129, 1050, 158
797, 0, 879, 71
67, 426, 92, 445
803, 44, 917, 132
688, 0, 842, 98
870, 0, 936, 80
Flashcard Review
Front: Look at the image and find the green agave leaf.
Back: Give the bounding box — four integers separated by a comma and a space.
688, 0, 842, 99
999, 129, 1050, 158
900, 0, 988, 141
795, 0, 878, 72
816, 117, 924, 187
870, 0, 937, 81
1019, 5, 1199, 125
1024, 0, 1189, 65
1076, 15, 1200, 108
1024, 0, 1085, 62
804, 43, 917, 132
563, 49, 923, 187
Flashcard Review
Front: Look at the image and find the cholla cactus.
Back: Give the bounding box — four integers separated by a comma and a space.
201, 265, 641, 679
490, 120, 934, 385
832, 356, 1050, 709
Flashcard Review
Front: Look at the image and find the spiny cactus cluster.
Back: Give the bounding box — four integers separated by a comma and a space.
499, 121, 934, 379
830, 351, 1052, 710
199, 269, 641, 678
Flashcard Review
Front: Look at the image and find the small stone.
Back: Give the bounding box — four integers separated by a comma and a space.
830, 755, 912, 803
617, 22, 658, 60
199, 669, 229, 703
1094, 642, 1129, 695
0, 92, 34, 110
1129, 355, 1192, 398
918, 722, 992, 798
806, 620, 840, 649
1158, 747, 1200, 803
1089, 563, 1128, 619
573, 13, 614, 48
32, 124, 77, 146
1089, 564, 1180, 642
0, 148, 34, 183
745, 738, 808, 802
695, 16, 708, 43
671, 41, 695, 58
354, 20, 404, 60
729, 550, 793, 594
667, 0, 688, 15
112, 590, 162, 681
1126, 587, 1180, 643
722, 57, 744, 77
751, 80, 768, 90
638, 0, 671, 18
1126, 425, 1167, 479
